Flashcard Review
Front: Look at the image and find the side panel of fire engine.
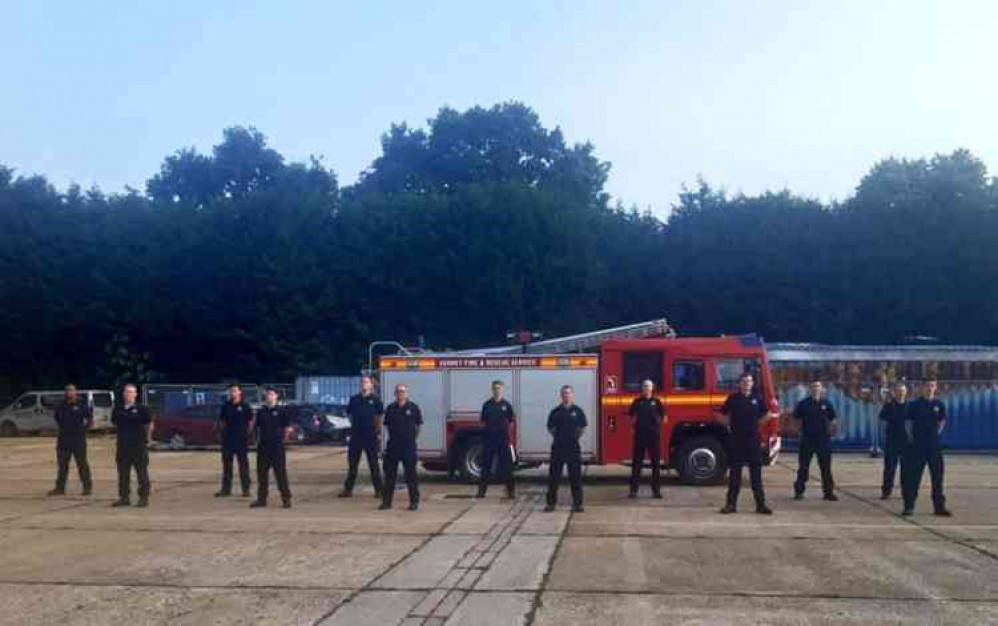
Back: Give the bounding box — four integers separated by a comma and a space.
380, 369, 447, 455
517, 368, 598, 461
448, 369, 516, 412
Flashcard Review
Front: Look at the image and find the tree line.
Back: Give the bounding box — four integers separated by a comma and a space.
2, 102, 997, 401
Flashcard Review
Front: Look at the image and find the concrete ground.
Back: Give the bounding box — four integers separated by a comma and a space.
1, 438, 997, 625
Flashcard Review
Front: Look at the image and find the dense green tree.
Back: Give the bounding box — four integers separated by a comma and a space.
1, 103, 997, 404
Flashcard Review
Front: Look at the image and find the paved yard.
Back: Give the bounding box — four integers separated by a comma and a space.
0, 438, 996, 625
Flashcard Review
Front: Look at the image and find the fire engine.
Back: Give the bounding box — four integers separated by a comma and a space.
377, 320, 781, 485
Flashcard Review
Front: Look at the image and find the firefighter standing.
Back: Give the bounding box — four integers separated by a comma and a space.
339, 375, 384, 499
719, 373, 774, 515
380, 384, 422, 511
879, 381, 909, 500
48, 384, 93, 496
215, 383, 253, 498
902, 380, 952, 517
251, 387, 292, 509
628, 379, 665, 499
792, 381, 838, 501
545, 385, 586, 513
111, 384, 152, 507
476, 380, 516, 500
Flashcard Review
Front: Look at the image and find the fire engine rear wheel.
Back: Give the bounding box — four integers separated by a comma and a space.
677, 436, 727, 485
457, 438, 493, 483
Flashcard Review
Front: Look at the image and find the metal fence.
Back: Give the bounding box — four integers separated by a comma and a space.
143, 383, 294, 414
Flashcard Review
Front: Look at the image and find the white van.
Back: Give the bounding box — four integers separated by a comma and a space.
0, 390, 115, 436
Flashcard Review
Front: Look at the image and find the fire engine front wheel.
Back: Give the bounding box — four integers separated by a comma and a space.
676, 436, 727, 485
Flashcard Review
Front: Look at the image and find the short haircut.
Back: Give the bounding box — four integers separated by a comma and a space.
810, 380, 822, 386
925, 378, 938, 383
395, 383, 407, 392
265, 386, 278, 393
361, 374, 373, 382
641, 379, 654, 387
123, 383, 137, 392
894, 380, 907, 388
228, 383, 241, 390
560, 384, 573, 393
739, 372, 753, 382
492, 380, 504, 387
64, 383, 77, 391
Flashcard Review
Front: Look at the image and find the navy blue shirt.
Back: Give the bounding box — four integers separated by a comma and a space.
721, 392, 767, 443
218, 401, 253, 446
255, 405, 290, 450
384, 401, 423, 444
628, 396, 665, 434
879, 400, 909, 444
54, 399, 92, 438
347, 393, 384, 441
481, 398, 515, 439
547, 404, 587, 449
793, 397, 836, 437
908, 397, 946, 449
112, 404, 152, 447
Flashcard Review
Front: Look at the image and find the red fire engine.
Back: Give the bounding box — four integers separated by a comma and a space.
377, 321, 781, 485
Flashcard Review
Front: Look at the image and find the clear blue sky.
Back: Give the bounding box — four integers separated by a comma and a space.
2, 0, 996, 214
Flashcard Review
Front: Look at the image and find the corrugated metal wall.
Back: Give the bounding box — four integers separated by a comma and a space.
295, 376, 362, 406
779, 382, 998, 450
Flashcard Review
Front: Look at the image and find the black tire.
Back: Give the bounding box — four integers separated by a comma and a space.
168, 431, 188, 450
0, 421, 18, 437
456, 438, 487, 483
676, 435, 727, 485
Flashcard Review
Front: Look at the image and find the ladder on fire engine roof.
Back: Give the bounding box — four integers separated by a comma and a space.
455, 318, 676, 355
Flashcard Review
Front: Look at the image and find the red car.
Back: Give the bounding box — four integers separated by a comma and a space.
152, 405, 226, 449
153, 404, 303, 450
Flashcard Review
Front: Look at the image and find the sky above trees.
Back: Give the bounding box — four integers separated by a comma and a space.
2, 1, 996, 213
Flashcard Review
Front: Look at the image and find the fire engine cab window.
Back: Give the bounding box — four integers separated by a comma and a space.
623, 352, 663, 390
715, 358, 763, 390
672, 361, 705, 391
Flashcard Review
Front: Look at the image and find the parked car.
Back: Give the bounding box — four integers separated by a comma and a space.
151, 404, 304, 450
0, 389, 115, 436
152, 404, 225, 449
286, 404, 350, 444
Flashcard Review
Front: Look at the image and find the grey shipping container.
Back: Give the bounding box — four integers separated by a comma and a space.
295, 376, 362, 406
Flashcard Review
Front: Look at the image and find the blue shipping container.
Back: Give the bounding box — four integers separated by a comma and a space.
779, 382, 998, 450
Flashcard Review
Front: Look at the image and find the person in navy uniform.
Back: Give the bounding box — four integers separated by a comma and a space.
250, 387, 292, 509
628, 379, 666, 499
339, 375, 385, 499
879, 381, 909, 500
379, 384, 423, 511
477, 380, 517, 500
902, 379, 952, 517
718, 373, 775, 515
215, 383, 253, 498
111, 384, 152, 507
544, 385, 587, 513
48, 384, 94, 496
792, 381, 839, 501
